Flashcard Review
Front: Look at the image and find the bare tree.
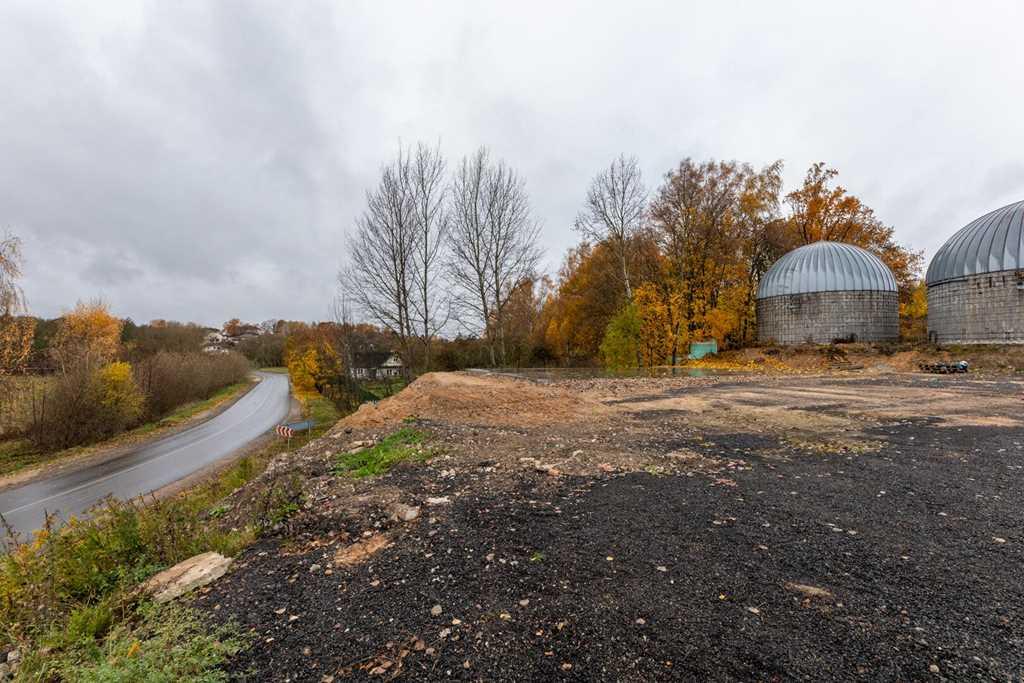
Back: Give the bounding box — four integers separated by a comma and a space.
573, 155, 647, 301
329, 293, 356, 377
448, 149, 493, 360
448, 148, 541, 366
341, 148, 417, 362
408, 143, 450, 370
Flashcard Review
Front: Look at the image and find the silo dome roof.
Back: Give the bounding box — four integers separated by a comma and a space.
757, 241, 897, 299
925, 200, 1024, 286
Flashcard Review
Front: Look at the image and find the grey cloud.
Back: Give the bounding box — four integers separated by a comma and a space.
81, 252, 144, 287
1, 1, 1022, 326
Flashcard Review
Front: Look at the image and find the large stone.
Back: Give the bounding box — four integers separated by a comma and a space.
142, 552, 233, 603
784, 582, 833, 600
388, 502, 421, 522
334, 533, 393, 567
346, 440, 375, 454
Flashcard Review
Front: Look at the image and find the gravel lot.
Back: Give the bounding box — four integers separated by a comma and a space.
199, 372, 1024, 681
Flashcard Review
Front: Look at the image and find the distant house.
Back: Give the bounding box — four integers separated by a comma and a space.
204, 323, 262, 353
202, 331, 229, 353
351, 351, 404, 380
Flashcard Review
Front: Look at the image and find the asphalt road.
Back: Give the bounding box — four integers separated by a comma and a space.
0, 370, 291, 540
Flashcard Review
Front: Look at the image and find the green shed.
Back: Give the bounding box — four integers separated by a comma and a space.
687, 340, 718, 360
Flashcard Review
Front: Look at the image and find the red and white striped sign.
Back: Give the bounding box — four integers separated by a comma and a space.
275, 420, 314, 440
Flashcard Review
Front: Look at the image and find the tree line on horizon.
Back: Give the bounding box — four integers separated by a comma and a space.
0, 147, 928, 396
342, 144, 925, 370
0, 285, 250, 450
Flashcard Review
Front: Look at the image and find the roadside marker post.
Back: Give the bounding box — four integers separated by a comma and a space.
275, 420, 315, 449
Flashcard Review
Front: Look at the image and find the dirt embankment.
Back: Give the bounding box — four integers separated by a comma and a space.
725, 342, 1024, 375
338, 371, 611, 430
199, 370, 1024, 681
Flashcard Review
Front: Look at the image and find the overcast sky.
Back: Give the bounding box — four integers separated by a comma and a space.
2, 2, 1022, 327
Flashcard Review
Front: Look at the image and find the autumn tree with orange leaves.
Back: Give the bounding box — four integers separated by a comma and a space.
538, 158, 922, 368
540, 236, 661, 364
648, 159, 786, 360
783, 163, 923, 300
51, 301, 123, 373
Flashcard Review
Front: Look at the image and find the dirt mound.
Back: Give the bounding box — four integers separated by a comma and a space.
337, 372, 608, 429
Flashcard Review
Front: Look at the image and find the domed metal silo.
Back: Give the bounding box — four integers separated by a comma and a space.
757, 241, 899, 344
926, 199, 1024, 344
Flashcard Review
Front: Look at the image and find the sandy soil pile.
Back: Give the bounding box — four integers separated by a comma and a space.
337, 371, 609, 430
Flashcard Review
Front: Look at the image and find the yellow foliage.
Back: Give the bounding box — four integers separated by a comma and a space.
541, 159, 924, 361
0, 315, 35, 375
784, 163, 923, 299
95, 361, 145, 424
284, 327, 343, 395
287, 346, 319, 394
634, 282, 681, 366
900, 280, 928, 318
53, 300, 123, 372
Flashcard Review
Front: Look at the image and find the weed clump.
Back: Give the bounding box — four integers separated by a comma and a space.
333, 427, 431, 477
0, 450, 269, 679
22, 602, 249, 682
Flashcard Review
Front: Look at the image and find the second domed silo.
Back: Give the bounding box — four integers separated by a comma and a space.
925, 199, 1024, 344
756, 241, 899, 345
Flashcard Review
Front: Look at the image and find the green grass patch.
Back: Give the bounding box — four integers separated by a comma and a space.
24, 602, 249, 682
286, 388, 342, 447
302, 393, 341, 429
135, 381, 251, 434
332, 427, 430, 477
360, 378, 408, 401
259, 366, 289, 374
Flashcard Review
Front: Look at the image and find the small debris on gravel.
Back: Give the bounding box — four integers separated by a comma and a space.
784, 583, 834, 600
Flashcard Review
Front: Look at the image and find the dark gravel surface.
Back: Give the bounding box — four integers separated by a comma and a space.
199, 409, 1024, 682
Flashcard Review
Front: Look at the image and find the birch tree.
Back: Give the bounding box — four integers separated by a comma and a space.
408, 143, 450, 370
448, 148, 541, 366
342, 143, 452, 372
573, 155, 647, 301
342, 148, 418, 362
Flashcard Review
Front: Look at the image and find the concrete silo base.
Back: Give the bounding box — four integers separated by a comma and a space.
757, 291, 899, 345
927, 270, 1024, 344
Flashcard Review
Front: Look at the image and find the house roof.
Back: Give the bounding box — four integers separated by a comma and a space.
352, 351, 398, 369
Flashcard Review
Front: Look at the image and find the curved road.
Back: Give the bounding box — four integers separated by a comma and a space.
0, 371, 290, 539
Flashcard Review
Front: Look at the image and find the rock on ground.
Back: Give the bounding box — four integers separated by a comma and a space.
142, 551, 232, 603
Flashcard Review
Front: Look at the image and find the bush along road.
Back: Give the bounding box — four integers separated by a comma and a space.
0, 370, 290, 539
